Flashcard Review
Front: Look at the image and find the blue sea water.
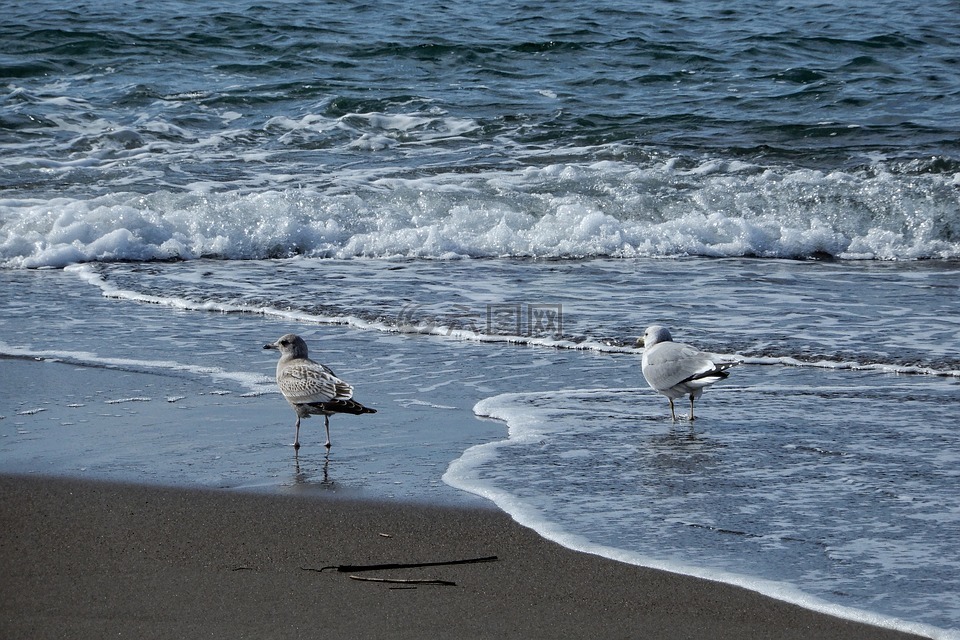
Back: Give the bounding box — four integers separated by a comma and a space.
2, 0, 960, 636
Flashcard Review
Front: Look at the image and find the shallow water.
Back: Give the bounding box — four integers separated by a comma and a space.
449, 370, 960, 637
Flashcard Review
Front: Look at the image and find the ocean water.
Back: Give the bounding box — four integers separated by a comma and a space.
2, 0, 959, 636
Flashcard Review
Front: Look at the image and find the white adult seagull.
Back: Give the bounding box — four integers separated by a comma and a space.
638, 325, 736, 422
264, 334, 376, 449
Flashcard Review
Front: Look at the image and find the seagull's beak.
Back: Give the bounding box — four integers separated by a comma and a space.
635, 337, 645, 348
263, 342, 277, 350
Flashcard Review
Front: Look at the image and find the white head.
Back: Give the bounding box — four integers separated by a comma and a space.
263, 333, 309, 359
637, 325, 673, 349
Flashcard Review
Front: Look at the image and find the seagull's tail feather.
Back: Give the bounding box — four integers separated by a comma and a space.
681, 362, 735, 387
300, 399, 377, 416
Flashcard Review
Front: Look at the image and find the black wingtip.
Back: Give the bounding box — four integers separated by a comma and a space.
681, 366, 731, 384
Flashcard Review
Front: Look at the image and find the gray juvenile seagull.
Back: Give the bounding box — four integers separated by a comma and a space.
263, 334, 376, 449
637, 325, 736, 422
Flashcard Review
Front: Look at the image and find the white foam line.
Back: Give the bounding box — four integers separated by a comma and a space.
64, 263, 596, 348
740, 355, 960, 377
442, 392, 959, 640
65, 264, 960, 378
0, 342, 273, 395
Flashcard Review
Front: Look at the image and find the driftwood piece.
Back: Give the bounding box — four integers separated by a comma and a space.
348, 575, 457, 586
307, 555, 498, 573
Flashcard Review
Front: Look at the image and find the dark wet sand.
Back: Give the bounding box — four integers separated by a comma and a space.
0, 474, 926, 639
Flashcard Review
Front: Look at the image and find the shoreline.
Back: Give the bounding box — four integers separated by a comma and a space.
0, 473, 930, 639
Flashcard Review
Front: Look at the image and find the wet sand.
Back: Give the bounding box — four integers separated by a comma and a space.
0, 474, 926, 639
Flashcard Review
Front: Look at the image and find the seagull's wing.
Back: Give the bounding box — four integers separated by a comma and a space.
643, 342, 721, 391
278, 360, 354, 404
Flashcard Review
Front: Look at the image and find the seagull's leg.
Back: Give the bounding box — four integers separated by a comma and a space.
668, 398, 677, 422
324, 415, 332, 449
688, 396, 695, 421
294, 417, 301, 450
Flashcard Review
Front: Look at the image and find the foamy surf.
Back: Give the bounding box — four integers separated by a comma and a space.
3, 157, 958, 268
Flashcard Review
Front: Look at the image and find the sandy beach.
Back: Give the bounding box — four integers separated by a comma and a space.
0, 474, 926, 640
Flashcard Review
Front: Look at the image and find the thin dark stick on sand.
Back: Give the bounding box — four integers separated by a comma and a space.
348, 575, 457, 586
307, 554, 499, 573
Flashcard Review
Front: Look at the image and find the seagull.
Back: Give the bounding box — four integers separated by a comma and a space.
263, 334, 376, 449
637, 325, 736, 422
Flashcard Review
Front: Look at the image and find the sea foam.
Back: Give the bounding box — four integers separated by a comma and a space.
2, 159, 958, 268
